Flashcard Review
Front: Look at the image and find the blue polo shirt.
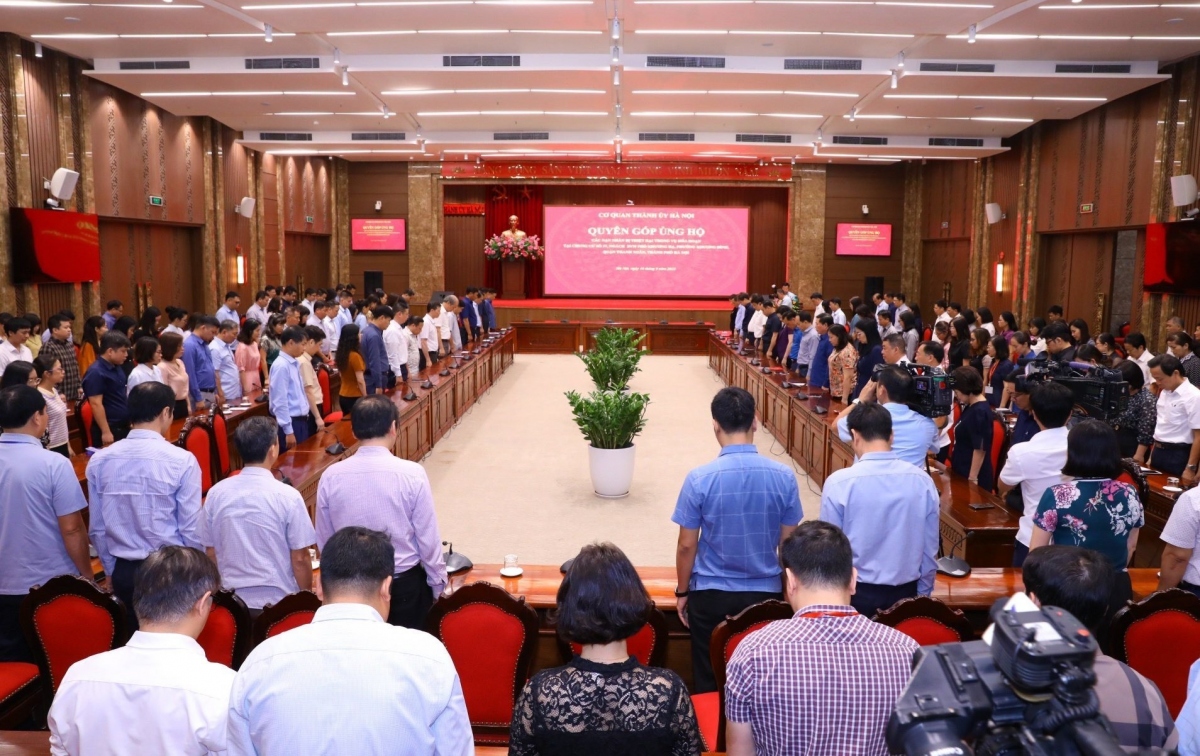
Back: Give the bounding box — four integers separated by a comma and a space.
808, 333, 833, 389
82, 358, 129, 424
671, 445, 802, 593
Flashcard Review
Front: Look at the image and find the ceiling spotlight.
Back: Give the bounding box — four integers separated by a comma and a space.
264, 24, 273, 43
34, 42, 43, 57
849, 107, 856, 122
890, 70, 898, 89
967, 24, 976, 43
341, 67, 349, 86
382, 105, 391, 119
897, 51, 905, 68
333, 47, 340, 66
611, 45, 620, 64
613, 69, 620, 86
611, 17, 621, 40
816, 127, 823, 143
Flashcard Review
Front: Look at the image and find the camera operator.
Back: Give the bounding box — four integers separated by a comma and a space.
1023, 546, 1178, 751
834, 365, 938, 468
1149, 353, 1200, 483
998, 382, 1074, 567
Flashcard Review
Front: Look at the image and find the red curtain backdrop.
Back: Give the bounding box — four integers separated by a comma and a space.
484, 185, 544, 299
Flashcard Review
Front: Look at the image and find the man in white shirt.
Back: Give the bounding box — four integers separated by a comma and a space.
1150, 354, 1200, 483
420, 302, 442, 370
437, 295, 459, 355
228, 526, 472, 756
997, 381, 1074, 566
305, 300, 326, 329
202, 417, 316, 614
404, 316, 423, 381
747, 297, 767, 348
383, 304, 412, 382
1126, 332, 1154, 385
245, 291, 271, 326
216, 291, 241, 325
829, 297, 847, 327
0, 317, 34, 373
934, 299, 952, 325
321, 301, 339, 355
48, 546, 236, 756
810, 292, 826, 318
1160, 486, 1200, 599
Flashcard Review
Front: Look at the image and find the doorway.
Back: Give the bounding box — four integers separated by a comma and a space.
1038, 233, 1116, 335
99, 221, 203, 317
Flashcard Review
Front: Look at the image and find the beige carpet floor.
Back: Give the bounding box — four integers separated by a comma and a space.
423, 354, 822, 568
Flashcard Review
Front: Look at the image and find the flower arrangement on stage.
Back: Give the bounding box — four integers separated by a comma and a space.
484, 234, 544, 261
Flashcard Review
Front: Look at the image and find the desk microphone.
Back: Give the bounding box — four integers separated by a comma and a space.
936, 535, 971, 577
402, 380, 418, 402
317, 427, 345, 456
442, 541, 473, 574
421, 378, 435, 389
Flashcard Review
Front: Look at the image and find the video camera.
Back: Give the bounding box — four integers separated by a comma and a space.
1024, 360, 1128, 422
874, 362, 955, 419
888, 595, 1171, 756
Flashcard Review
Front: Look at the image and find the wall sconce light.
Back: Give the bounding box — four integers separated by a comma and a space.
995, 251, 1005, 293
235, 251, 246, 285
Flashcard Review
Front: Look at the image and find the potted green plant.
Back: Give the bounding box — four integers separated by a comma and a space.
565, 388, 649, 498
577, 327, 647, 391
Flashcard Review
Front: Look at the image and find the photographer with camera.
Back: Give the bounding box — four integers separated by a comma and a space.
1149, 353, 1200, 482
834, 365, 939, 468
1023, 546, 1178, 751
998, 382, 1074, 567
821, 402, 939, 618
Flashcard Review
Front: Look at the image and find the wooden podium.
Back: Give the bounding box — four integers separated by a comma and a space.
501, 259, 526, 299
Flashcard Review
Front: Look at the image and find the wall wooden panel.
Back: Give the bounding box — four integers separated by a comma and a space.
1037, 233, 1115, 332
823, 164, 906, 303
920, 239, 971, 309
1036, 87, 1158, 232
221, 125, 251, 294
261, 153, 281, 286
984, 145, 1024, 316
99, 220, 203, 315
347, 162, 409, 293
19, 39, 61, 207
283, 233, 331, 293
279, 155, 332, 235
538, 183, 788, 294
86, 79, 205, 224
922, 160, 977, 241
442, 184, 487, 297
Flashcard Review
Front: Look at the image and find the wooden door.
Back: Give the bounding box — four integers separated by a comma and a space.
1038, 233, 1115, 333
283, 233, 331, 293
99, 220, 201, 318
920, 239, 970, 308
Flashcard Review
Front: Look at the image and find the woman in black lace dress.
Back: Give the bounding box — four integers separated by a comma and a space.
510, 543, 702, 756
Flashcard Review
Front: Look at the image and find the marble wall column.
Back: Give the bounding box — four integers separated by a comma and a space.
965, 162, 990, 307
331, 158, 351, 286
408, 163, 445, 297
1010, 129, 1041, 329
792, 166, 826, 299
900, 163, 923, 300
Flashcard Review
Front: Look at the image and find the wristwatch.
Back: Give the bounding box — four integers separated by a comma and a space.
1188, 464, 1198, 472
674, 588, 690, 598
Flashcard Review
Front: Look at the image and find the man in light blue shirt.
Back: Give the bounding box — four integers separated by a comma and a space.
228, 526, 472, 756
732, 293, 749, 337
0, 386, 92, 662
835, 365, 938, 467
789, 311, 815, 376
216, 291, 241, 326
821, 401, 939, 619
87, 382, 205, 630
1179, 659, 1200, 755
671, 386, 802, 693
209, 320, 242, 404
267, 327, 312, 450
182, 316, 219, 408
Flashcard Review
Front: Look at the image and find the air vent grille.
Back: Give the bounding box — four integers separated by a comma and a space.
646, 56, 726, 68
1055, 63, 1131, 74
638, 132, 696, 142
785, 58, 862, 71
351, 132, 407, 141
832, 135, 888, 145
443, 55, 521, 67
245, 57, 320, 70
929, 137, 984, 147
919, 62, 996, 73
493, 132, 550, 141
258, 132, 313, 141
119, 60, 190, 70
736, 134, 791, 144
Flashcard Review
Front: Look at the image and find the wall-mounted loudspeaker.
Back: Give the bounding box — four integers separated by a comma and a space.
238, 197, 256, 218
48, 168, 80, 201
985, 203, 1004, 225
1170, 174, 1198, 207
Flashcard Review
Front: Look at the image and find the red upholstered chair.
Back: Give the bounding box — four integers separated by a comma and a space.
557, 607, 668, 668
316, 364, 343, 424
251, 590, 322, 645
0, 662, 42, 728
211, 407, 231, 479
692, 599, 794, 752
19, 575, 128, 696
196, 590, 252, 669
989, 411, 1009, 492
177, 415, 219, 495
946, 401, 962, 458
923, 326, 932, 342
1111, 588, 1200, 717
872, 596, 975, 645
427, 581, 539, 747
78, 399, 93, 448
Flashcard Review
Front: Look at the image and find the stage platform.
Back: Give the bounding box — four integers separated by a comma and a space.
494, 297, 729, 327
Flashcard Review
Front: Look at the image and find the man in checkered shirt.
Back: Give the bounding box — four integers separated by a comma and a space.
724, 521, 918, 756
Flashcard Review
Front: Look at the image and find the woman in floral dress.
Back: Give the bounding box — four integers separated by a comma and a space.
1031, 419, 1142, 610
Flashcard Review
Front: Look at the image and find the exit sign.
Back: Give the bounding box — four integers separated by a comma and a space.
1080, 203, 1094, 214
305, 215, 314, 223
148, 195, 164, 207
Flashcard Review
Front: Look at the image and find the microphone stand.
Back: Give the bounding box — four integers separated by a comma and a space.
442, 540, 473, 574
936, 533, 971, 577
316, 425, 345, 456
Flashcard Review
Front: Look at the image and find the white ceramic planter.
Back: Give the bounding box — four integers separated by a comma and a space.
588, 444, 636, 498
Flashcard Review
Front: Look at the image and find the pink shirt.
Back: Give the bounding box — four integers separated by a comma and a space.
234, 341, 262, 393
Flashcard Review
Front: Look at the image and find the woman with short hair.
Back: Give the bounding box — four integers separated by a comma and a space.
126, 337, 163, 394
950, 366, 995, 490
33, 354, 71, 456
510, 543, 701, 756
157, 331, 191, 419
1112, 360, 1155, 462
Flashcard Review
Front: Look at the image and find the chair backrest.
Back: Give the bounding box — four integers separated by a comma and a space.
947, 401, 962, 456
196, 590, 252, 669
873, 596, 975, 645
316, 364, 333, 417
177, 415, 218, 495
923, 326, 932, 342
211, 407, 231, 478
427, 581, 539, 746
989, 411, 1009, 491
711, 599, 794, 751
1111, 588, 1200, 717
251, 590, 322, 646
559, 607, 669, 668
19, 575, 127, 693
78, 399, 93, 448
1117, 459, 1149, 511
